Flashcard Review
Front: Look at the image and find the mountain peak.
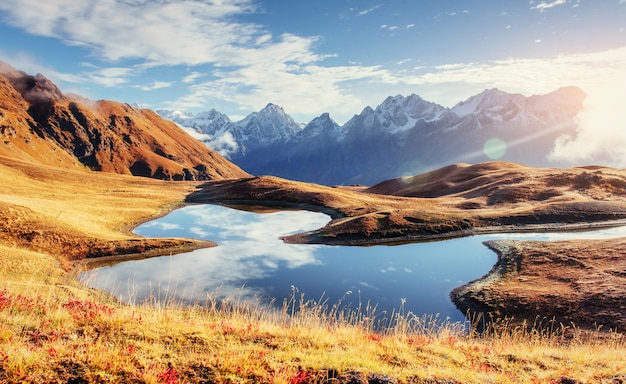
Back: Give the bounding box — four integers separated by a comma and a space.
5, 69, 65, 105
451, 88, 523, 118
236, 103, 303, 147
361, 106, 375, 115
297, 112, 341, 140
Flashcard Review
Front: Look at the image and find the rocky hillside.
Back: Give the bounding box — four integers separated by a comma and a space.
0, 62, 248, 180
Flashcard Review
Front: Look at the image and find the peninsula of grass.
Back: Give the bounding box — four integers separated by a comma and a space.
2, 156, 626, 383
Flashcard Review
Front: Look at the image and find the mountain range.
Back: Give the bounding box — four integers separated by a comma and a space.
159, 86, 586, 185
0, 62, 247, 181
0, 59, 586, 187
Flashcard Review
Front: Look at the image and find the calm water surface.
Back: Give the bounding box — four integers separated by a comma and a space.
80, 204, 626, 324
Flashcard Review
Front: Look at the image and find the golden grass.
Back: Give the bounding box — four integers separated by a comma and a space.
1, 280, 626, 383
1, 156, 626, 382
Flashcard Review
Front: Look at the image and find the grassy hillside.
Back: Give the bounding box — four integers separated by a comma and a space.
1, 156, 626, 383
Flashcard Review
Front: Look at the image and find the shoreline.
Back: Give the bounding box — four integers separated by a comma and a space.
450, 236, 626, 332
284, 217, 626, 246
74, 239, 217, 271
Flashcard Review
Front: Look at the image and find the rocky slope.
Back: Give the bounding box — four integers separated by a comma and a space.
0, 62, 248, 180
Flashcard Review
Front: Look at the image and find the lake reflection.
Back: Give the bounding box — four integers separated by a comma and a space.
80, 204, 626, 324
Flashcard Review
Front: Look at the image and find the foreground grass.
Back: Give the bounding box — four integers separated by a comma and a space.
2, 255, 626, 383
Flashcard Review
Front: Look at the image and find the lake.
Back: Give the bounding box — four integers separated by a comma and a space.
80, 204, 626, 325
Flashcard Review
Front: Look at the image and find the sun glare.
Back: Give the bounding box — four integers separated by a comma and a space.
551, 76, 626, 167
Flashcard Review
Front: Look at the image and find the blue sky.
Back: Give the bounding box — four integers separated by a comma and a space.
0, 0, 625, 164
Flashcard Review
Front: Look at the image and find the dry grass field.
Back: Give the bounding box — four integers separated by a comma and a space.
2, 154, 625, 382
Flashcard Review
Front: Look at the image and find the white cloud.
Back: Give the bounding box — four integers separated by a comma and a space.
395, 58, 412, 65
531, 0, 568, 12
397, 46, 626, 103
87, 67, 134, 87
166, 61, 388, 123
357, 5, 381, 16
177, 124, 212, 142
0, 0, 311, 68
550, 76, 626, 167
136, 81, 175, 91
166, 45, 626, 127
182, 72, 204, 84
210, 131, 240, 157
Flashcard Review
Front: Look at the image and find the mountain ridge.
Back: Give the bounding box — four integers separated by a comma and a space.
160, 86, 586, 185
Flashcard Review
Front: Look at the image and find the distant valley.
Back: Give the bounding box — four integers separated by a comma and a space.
159, 86, 585, 185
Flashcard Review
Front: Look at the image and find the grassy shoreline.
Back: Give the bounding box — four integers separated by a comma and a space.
2, 158, 626, 382
3, 268, 626, 383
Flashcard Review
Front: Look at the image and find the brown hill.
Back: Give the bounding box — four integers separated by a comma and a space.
365, 161, 626, 202
0, 62, 249, 180
188, 162, 626, 244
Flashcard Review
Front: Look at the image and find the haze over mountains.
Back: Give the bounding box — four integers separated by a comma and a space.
159, 86, 586, 186
0, 62, 248, 181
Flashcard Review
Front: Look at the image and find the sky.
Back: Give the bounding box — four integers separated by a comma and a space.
0, 0, 625, 166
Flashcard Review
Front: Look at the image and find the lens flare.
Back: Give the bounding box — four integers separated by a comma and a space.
483, 138, 507, 159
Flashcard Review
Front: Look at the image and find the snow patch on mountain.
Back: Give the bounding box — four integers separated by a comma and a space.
294, 112, 342, 142
237, 103, 304, 147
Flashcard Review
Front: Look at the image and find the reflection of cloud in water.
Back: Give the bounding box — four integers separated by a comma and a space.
483, 225, 626, 242
189, 226, 210, 238
140, 221, 181, 231
358, 281, 380, 291
82, 205, 330, 305
183, 205, 330, 240
81, 204, 626, 322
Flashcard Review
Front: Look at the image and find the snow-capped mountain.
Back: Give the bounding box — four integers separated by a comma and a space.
158, 103, 302, 159
366, 94, 448, 133
294, 113, 342, 142
158, 86, 586, 185
237, 103, 303, 147
157, 109, 240, 157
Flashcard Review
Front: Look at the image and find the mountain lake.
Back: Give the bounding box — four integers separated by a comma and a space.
80, 204, 626, 326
